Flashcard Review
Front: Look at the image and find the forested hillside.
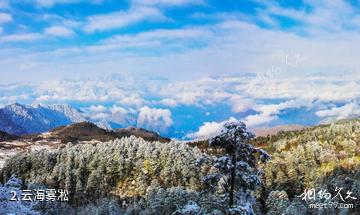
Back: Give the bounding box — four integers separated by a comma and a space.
0, 137, 213, 214
0, 119, 359, 214
253, 119, 360, 214
0, 122, 267, 214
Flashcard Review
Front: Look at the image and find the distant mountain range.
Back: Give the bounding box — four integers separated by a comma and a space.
251, 124, 306, 136
0, 103, 171, 143
0, 103, 173, 139
0, 120, 169, 150
0, 103, 85, 135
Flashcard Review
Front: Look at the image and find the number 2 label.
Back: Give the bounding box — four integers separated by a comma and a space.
10, 191, 18, 201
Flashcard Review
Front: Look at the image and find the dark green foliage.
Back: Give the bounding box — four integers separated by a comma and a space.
0, 130, 18, 142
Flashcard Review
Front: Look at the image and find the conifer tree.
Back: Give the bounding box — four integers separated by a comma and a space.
204, 121, 270, 208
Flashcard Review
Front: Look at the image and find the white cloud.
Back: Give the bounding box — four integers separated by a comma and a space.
253, 100, 300, 116
110, 105, 128, 115
244, 113, 277, 128
316, 102, 360, 122
2, 1, 360, 87
132, 0, 204, 6
3, 1, 360, 133
160, 98, 177, 107
0, 13, 12, 24
243, 100, 306, 127
0, 1, 9, 8
0, 33, 43, 42
84, 6, 166, 33
35, 0, 80, 7
120, 94, 145, 107
1, 73, 360, 137
156, 77, 229, 106
79, 27, 211, 54
35, 79, 126, 102
243, 77, 360, 102
111, 105, 137, 126
255, 0, 358, 34
45, 26, 75, 37
81, 104, 137, 126
89, 112, 110, 121
229, 95, 254, 113
186, 117, 238, 140
88, 105, 107, 112
107, 28, 210, 43
6, 14, 360, 89
46, 18, 357, 88
18, 62, 37, 71
34, 0, 106, 7
137, 106, 173, 132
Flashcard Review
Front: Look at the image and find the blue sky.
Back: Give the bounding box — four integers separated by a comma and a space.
1, 0, 360, 138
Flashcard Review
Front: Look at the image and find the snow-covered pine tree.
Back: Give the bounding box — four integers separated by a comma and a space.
203, 121, 270, 212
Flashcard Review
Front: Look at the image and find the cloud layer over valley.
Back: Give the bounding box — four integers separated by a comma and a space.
1, 0, 360, 138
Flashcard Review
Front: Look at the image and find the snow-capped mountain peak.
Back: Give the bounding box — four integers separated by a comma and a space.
32, 103, 85, 122
0, 103, 86, 135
